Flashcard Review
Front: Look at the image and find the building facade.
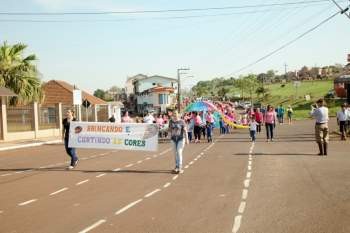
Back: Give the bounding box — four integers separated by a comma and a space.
125, 74, 178, 114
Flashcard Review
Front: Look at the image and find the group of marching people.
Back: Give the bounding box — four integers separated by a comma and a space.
183, 111, 215, 143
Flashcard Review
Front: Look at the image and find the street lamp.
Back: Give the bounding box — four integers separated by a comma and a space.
177, 68, 190, 112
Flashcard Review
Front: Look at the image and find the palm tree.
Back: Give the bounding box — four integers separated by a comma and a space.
0, 41, 43, 105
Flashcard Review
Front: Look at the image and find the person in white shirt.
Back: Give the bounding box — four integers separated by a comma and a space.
143, 112, 155, 124
310, 99, 329, 156
249, 117, 258, 142
337, 104, 349, 140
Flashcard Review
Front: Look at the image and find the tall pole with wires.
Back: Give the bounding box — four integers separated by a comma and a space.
284, 63, 288, 82
177, 68, 190, 112
330, 0, 350, 20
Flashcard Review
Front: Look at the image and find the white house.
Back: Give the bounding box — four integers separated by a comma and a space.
125, 74, 178, 114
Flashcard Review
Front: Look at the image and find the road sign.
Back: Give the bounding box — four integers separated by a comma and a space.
82, 99, 91, 108
73, 89, 82, 105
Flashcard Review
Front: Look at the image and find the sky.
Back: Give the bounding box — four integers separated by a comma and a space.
1, 0, 350, 93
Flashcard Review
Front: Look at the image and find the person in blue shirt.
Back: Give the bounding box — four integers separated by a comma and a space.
276, 104, 285, 124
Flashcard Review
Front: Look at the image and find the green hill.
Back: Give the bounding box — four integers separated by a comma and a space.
257, 80, 342, 119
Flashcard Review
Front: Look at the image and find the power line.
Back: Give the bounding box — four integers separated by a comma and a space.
0, 0, 336, 16
227, 10, 341, 76
330, 0, 350, 19
0, 6, 327, 23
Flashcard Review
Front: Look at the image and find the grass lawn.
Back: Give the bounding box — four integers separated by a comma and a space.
239, 80, 345, 119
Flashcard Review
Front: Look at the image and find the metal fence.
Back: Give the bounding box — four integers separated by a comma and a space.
97, 105, 109, 122
7, 104, 34, 132
39, 105, 58, 130
81, 105, 95, 122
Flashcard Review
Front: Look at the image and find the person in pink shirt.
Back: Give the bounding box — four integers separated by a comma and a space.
264, 105, 277, 142
254, 108, 263, 133
121, 111, 133, 123
156, 114, 164, 126
193, 112, 202, 143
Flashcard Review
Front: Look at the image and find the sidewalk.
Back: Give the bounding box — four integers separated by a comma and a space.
0, 136, 62, 151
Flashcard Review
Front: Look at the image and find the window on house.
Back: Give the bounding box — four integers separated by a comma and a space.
159, 94, 168, 104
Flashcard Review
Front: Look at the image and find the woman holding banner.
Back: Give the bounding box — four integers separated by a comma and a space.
62, 109, 79, 169
169, 111, 189, 174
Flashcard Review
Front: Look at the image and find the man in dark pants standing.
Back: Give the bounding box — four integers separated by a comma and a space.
310, 99, 329, 156
62, 109, 79, 169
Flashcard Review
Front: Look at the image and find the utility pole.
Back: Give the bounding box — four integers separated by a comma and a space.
284, 63, 288, 82
331, 0, 350, 20
177, 68, 190, 112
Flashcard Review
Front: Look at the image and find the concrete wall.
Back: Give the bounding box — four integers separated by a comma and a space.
4, 129, 60, 141
0, 102, 63, 142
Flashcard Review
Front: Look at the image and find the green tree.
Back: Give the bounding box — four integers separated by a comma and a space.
244, 74, 259, 102
0, 42, 42, 105
93, 89, 106, 100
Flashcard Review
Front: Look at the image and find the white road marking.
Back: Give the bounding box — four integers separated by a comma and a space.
172, 175, 178, 180
144, 189, 161, 198
49, 187, 68, 196
145, 157, 151, 160
96, 173, 106, 178
238, 201, 246, 214
189, 161, 194, 165
113, 168, 121, 172
200, 152, 204, 155
1, 173, 11, 177
194, 158, 198, 161
18, 199, 37, 206
163, 182, 171, 188
79, 219, 107, 233
184, 165, 189, 169
153, 155, 158, 158
0, 210, 3, 214
232, 215, 242, 233
81, 157, 88, 160
137, 160, 143, 164
248, 165, 252, 171
76, 179, 89, 186
244, 179, 250, 188
246, 172, 251, 178
115, 199, 143, 215
242, 189, 248, 200
125, 164, 134, 168
248, 161, 252, 166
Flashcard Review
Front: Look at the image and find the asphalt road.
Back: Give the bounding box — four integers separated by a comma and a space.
0, 119, 349, 233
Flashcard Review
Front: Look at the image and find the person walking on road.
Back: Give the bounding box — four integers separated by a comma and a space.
310, 99, 329, 156
193, 112, 202, 143
254, 108, 263, 133
337, 104, 349, 141
169, 111, 189, 174
287, 105, 293, 125
143, 111, 155, 124
249, 117, 258, 142
62, 109, 79, 169
276, 104, 285, 124
264, 105, 277, 142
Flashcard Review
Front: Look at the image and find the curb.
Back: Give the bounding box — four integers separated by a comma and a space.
0, 140, 62, 152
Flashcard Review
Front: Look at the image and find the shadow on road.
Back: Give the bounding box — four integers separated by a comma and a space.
0, 167, 174, 174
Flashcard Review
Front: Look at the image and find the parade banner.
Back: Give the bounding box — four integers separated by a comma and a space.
68, 122, 158, 151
